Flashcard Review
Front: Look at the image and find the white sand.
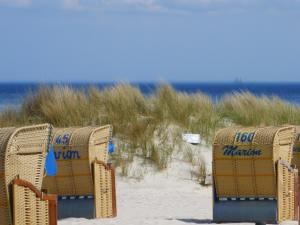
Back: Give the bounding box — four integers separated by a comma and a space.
59, 162, 212, 225
58, 144, 297, 225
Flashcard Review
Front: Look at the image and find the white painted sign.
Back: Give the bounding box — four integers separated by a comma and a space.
182, 133, 201, 144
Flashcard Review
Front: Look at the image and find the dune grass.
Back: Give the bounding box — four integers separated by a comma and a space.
1, 83, 300, 175
220, 91, 300, 126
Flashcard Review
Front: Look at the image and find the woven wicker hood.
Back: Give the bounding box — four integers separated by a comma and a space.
213, 126, 295, 198
42, 125, 112, 196
0, 124, 52, 225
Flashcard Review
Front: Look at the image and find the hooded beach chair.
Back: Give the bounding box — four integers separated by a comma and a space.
0, 124, 56, 225
212, 126, 298, 225
42, 125, 116, 219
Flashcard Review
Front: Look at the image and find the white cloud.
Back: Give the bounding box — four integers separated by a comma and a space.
58, 0, 300, 13
123, 0, 163, 10
60, 0, 165, 11
160, 0, 300, 13
63, 0, 81, 9
2, 0, 300, 12
0, 0, 31, 6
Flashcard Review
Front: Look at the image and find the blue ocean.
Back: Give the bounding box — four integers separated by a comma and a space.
1, 82, 300, 111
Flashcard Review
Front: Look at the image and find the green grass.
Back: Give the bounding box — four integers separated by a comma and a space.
1, 84, 300, 175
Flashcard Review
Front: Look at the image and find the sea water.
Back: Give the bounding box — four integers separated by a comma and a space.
1, 82, 300, 111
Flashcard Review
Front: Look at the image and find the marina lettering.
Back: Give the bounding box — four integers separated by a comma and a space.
54, 150, 80, 160
223, 145, 261, 156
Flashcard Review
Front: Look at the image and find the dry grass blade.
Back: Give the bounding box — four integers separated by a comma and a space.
1, 84, 300, 175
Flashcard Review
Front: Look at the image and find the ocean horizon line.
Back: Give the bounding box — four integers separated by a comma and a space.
1, 81, 300, 85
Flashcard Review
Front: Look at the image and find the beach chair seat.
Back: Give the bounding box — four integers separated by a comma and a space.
43, 125, 117, 219
0, 124, 54, 225
212, 126, 298, 224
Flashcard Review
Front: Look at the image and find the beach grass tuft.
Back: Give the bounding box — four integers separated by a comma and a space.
1, 84, 300, 174
220, 91, 300, 126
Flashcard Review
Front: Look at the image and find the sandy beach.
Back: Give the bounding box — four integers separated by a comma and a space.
58, 144, 297, 225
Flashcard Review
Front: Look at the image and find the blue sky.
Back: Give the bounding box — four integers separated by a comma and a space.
0, 0, 300, 82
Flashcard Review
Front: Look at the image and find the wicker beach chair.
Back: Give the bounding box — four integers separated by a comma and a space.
42, 125, 117, 219
0, 124, 56, 225
212, 126, 298, 224
292, 127, 300, 170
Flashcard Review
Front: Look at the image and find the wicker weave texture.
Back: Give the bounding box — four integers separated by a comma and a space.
292, 127, 300, 170
0, 124, 52, 225
94, 162, 116, 218
13, 184, 49, 225
0, 128, 16, 225
213, 126, 295, 198
277, 161, 297, 222
43, 125, 112, 196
